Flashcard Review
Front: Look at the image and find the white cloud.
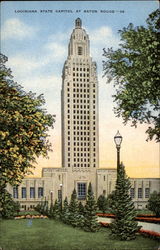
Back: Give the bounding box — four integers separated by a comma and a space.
1, 18, 36, 40
45, 42, 67, 59
89, 26, 120, 62
47, 31, 71, 43
22, 75, 61, 93
21, 75, 62, 116
90, 26, 120, 46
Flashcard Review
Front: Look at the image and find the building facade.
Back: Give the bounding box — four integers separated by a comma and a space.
7, 18, 160, 210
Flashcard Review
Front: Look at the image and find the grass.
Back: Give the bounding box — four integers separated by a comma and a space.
18, 210, 41, 216
0, 219, 159, 250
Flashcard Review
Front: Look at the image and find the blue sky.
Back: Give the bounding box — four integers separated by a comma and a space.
1, 1, 159, 178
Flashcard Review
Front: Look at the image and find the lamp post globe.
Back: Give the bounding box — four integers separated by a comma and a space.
114, 131, 123, 170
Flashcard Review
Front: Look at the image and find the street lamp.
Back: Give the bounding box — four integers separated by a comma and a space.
60, 184, 63, 211
114, 130, 123, 170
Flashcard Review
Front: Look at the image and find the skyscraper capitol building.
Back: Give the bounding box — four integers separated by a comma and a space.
7, 18, 160, 210
62, 18, 99, 171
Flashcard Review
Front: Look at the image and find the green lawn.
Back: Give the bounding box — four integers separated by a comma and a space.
0, 219, 159, 250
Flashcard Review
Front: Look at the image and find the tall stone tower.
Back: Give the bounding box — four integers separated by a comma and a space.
61, 18, 99, 198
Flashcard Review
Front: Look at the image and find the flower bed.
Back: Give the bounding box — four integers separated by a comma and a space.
137, 214, 156, 218
135, 217, 160, 224
96, 213, 115, 218
139, 229, 160, 240
99, 222, 160, 240
14, 215, 48, 219
97, 213, 160, 224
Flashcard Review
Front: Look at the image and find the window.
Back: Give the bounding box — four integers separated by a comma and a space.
30, 187, 35, 198
77, 183, 86, 200
130, 188, 135, 198
22, 187, 26, 198
78, 46, 83, 55
38, 187, 44, 198
13, 186, 18, 198
138, 188, 142, 198
145, 188, 150, 198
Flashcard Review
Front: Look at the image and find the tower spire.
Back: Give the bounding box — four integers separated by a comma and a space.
75, 18, 82, 28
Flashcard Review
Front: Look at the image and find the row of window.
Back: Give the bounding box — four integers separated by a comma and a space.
130, 188, 150, 198
70, 144, 96, 149
69, 131, 90, 136
70, 104, 96, 109
73, 163, 96, 168
13, 187, 44, 199
68, 158, 96, 162
69, 131, 96, 136
71, 152, 96, 157
70, 110, 96, 115
71, 122, 96, 127
67, 136, 96, 141
68, 147, 96, 153
73, 67, 89, 72
12, 186, 151, 201
68, 142, 92, 147
71, 94, 96, 99
71, 89, 96, 93
67, 124, 96, 129
73, 73, 89, 77
73, 78, 90, 82
69, 83, 96, 88
68, 99, 95, 104
73, 115, 95, 119
68, 121, 96, 126
68, 115, 96, 120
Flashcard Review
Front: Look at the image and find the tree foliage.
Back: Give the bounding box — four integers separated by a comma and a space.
111, 163, 139, 240
103, 9, 160, 142
0, 54, 55, 192
106, 191, 116, 213
0, 190, 20, 218
62, 197, 70, 224
78, 201, 85, 215
68, 189, 81, 227
35, 197, 49, 216
148, 191, 160, 217
97, 194, 108, 213
53, 199, 61, 219
84, 183, 99, 232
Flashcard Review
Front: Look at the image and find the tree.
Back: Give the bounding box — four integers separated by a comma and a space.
68, 189, 81, 227
111, 163, 139, 240
106, 191, 116, 213
0, 54, 55, 193
78, 201, 85, 215
0, 190, 20, 218
84, 183, 99, 232
62, 197, 70, 224
97, 194, 108, 213
49, 201, 54, 218
103, 9, 160, 142
53, 199, 61, 220
148, 191, 160, 217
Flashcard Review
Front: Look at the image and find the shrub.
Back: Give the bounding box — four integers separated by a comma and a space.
68, 189, 81, 227
84, 183, 100, 232
110, 163, 139, 240
97, 195, 108, 213
0, 190, 20, 219
147, 191, 160, 217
